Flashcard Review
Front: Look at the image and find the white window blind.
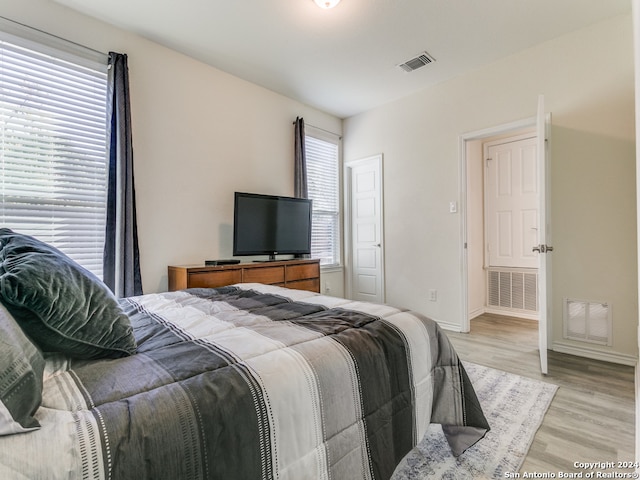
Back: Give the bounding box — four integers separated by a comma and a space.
305, 132, 340, 267
0, 25, 109, 277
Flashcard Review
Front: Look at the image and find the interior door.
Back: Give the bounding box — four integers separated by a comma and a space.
346, 155, 385, 303
535, 94, 551, 375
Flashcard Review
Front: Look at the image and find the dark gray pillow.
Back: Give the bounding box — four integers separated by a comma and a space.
0, 229, 137, 359
0, 302, 44, 435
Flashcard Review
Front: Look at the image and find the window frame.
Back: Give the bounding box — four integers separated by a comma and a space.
304, 126, 342, 270
0, 17, 109, 278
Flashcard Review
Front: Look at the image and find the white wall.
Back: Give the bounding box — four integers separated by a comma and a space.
2, 0, 343, 294
344, 14, 638, 361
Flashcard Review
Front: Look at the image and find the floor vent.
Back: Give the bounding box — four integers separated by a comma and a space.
397, 51, 435, 72
563, 298, 611, 346
487, 269, 537, 313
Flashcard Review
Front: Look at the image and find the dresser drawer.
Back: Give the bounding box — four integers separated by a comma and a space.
242, 266, 285, 284
286, 278, 320, 292
286, 263, 320, 282
188, 270, 242, 288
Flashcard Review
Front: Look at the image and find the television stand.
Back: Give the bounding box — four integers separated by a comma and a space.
168, 258, 320, 293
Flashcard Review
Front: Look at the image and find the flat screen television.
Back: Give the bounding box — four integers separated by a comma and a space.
233, 192, 312, 261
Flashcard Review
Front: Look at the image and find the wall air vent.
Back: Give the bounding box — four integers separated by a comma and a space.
397, 51, 435, 73
563, 298, 612, 346
487, 268, 538, 313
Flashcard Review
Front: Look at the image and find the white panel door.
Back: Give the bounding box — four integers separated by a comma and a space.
485, 136, 539, 269
346, 155, 384, 303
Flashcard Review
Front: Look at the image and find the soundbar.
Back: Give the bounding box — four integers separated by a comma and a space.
205, 259, 241, 266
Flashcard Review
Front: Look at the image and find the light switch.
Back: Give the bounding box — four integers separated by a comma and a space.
449, 201, 457, 213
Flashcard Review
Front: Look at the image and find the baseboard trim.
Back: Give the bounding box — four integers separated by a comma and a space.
484, 307, 539, 321
553, 341, 638, 366
468, 307, 538, 321
436, 319, 464, 333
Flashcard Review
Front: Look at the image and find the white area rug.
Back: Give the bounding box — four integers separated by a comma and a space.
392, 362, 558, 479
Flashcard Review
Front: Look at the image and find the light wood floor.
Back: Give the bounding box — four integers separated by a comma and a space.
445, 313, 635, 474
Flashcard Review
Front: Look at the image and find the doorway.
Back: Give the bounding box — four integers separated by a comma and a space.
460, 118, 546, 322
344, 154, 385, 303
480, 132, 539, 320
460, 99, 551, 375
462, 123, 537, 324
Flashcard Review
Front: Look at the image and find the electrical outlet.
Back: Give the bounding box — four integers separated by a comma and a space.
428, 289, 437, 302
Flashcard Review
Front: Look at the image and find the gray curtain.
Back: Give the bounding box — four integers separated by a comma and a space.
103, 52, 143, 297
294, 117, 308, 198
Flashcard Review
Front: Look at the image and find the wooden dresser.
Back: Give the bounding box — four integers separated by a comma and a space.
168, 258, 320, 293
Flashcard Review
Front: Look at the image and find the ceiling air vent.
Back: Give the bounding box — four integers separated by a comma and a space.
397, 51, 435, 73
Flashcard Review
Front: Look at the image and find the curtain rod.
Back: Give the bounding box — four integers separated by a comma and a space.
0, 15, 108, 60
293, 120, 342, 140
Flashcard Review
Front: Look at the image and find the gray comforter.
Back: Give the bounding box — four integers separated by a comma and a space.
0, 283, 489, 480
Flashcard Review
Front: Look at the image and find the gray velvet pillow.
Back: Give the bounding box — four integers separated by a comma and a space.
0, 302, 44, 435
0, 229, 137, 359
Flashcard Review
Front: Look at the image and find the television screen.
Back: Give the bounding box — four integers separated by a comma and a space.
233, 192, 312, 260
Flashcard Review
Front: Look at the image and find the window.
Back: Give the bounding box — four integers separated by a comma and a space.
0, 20, 109, 277
305, 129, 340, 267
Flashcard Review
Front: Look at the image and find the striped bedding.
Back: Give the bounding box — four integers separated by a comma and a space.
0, 283, 489, 480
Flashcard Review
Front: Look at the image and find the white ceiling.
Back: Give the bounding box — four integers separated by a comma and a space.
53, 0, 631, 119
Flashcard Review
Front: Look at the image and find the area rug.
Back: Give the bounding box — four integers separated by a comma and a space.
392, 362, 558, 479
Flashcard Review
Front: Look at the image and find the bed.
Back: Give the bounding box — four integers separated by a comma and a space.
0, 229, 489, 479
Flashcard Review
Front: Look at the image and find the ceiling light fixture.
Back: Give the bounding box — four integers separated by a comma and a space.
313, 0, 340, 9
